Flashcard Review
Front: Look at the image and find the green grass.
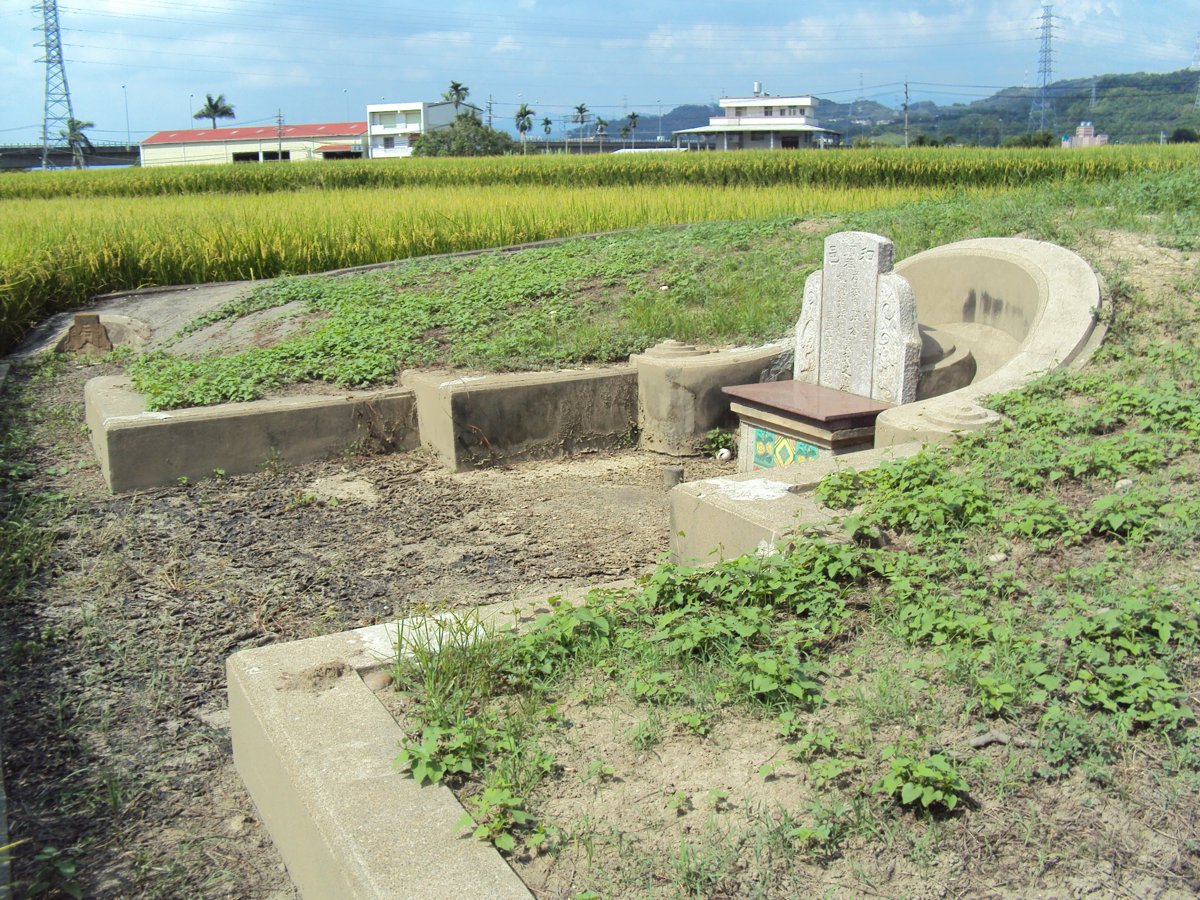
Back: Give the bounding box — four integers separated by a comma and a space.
125, 219, 824, 409
121, 167, 1200, 411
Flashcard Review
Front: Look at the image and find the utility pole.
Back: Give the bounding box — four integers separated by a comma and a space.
1030, 3, 1056, 132
903, 81, 910, 148
1192, 33, 1200, 109
487, 95, 493, 128
276, 110, 284, 161
122, 84, 131, 149
36, 0, 76, 169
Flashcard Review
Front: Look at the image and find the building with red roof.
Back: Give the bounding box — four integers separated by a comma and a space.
140, 122, 367, 166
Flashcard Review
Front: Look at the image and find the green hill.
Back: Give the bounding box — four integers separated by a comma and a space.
813, 68, 1200, 146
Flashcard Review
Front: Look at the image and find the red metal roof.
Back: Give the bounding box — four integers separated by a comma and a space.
314, 144, 355, 153
143, 122, 367, 146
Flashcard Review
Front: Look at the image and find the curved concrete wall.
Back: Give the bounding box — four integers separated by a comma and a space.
877, 238, 1103, 447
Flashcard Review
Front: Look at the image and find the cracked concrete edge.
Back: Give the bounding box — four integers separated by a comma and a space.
229, 581, 634, 900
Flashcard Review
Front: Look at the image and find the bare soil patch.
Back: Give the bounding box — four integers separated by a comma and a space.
0, 355, 727, 898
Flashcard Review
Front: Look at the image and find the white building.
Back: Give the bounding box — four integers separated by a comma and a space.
140, 122, 367, 167
673, 86, 841, 150
366, 101, 476, 158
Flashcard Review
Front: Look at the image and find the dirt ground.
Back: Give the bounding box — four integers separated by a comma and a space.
0, 350, 728, 898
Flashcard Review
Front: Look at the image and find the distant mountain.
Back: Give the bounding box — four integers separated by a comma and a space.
810, 68, 1200, 146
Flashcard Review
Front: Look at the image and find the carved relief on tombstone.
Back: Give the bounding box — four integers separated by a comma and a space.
61, 313, 114, 356
793, 231, 920, 405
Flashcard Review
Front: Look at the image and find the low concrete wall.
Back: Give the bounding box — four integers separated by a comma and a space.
633, 341, 790, 456
229, 622, 532, 900
879, 238, 1103, 447
229, 583, 626, 899
670, 443, 922, 564
404, 368, 639, 472
85, 377, 419, 492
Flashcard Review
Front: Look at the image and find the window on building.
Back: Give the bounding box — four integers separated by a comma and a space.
751, 132, 765, 141
735, 107, 745, 116
383, 136, 395, 149
376, 112, 397, 128
764, 107, 773, 117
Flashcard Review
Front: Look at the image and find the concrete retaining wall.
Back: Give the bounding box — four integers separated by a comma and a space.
404, 368, 639, 472
632, 341, 791, 456
85, 377, 419, 492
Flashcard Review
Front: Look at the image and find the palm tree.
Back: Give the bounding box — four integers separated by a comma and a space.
573, 102, 588, 153
514, 103, 534, 154
59, 116, 93, 168
443, 81, 469, 110
620, 124, 630, 148
193, 93, 235, 129
541, 116, 553, 152
595, 117, 607, 153
627, 111, 639, 147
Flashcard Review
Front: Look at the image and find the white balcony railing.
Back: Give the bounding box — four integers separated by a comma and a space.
367, 123, 421, 134
709, 115, 816, 127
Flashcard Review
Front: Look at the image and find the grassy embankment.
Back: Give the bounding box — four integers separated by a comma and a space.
384, 170, 1200, 895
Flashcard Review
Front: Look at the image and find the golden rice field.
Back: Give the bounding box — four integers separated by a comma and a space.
1, 144, 1193, 199
0, 145, 1195, 350
1, 181, 980, 349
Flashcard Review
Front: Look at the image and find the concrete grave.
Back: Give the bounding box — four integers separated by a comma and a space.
676, 237, 1105, 563
726, 231, 921, 472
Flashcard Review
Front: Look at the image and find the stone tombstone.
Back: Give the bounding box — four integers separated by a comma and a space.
61, 313, 113, 356
794, 231, 921, 404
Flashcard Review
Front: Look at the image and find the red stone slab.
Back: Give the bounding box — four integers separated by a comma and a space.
723, 380, 893, 428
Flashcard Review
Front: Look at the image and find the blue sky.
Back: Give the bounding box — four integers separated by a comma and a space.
1, 0, 1197, 144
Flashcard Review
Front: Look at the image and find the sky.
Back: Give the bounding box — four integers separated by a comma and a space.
1, 0, 1198, 145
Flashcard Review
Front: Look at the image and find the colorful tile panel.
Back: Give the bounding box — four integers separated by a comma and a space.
752, 427, 821, 469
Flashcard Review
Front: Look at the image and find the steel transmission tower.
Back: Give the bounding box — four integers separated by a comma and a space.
36, 0, 78, 169
1030, 4, 1056, 132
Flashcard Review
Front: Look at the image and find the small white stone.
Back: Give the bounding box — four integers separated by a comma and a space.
361, 669, 394, 691
1115, 478, 1134, 491
715, 448, 733, 462
988, 552, 1008, 564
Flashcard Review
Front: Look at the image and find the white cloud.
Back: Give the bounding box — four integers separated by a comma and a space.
490, 35, 521, 55
402, 31, 473, 51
